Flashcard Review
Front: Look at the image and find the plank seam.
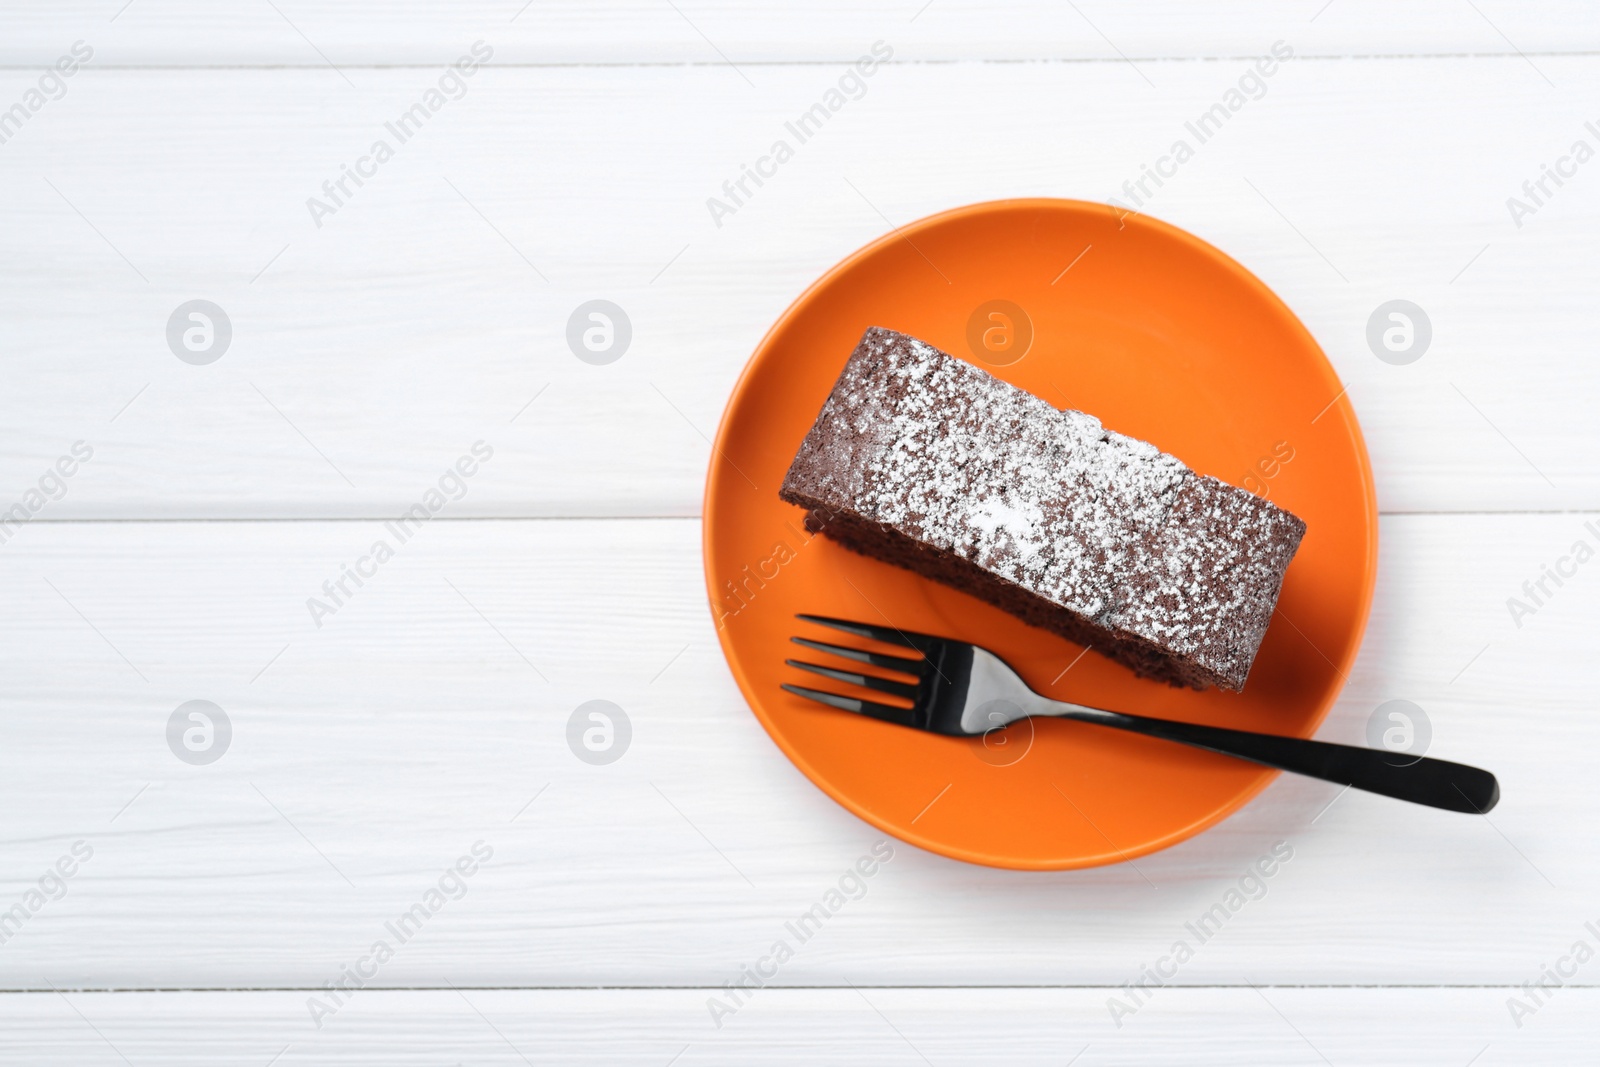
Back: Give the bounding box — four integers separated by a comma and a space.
3, 984, 1594, 993
1, 52, 1597, 72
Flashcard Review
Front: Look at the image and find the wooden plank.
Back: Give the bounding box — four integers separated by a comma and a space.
1, 1, 1596, 65
0, 58, 1594, 518
0, 513, 1592, 988
1, 987, 1595, 1064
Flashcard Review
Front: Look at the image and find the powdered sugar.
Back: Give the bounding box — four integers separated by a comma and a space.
966, 494, 1048, 562
797, 328, 1190, 619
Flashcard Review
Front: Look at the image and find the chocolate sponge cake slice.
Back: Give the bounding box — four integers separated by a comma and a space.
778, 327, 1306, 691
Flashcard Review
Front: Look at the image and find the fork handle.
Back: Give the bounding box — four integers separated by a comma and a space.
1053, 705, 1500, 814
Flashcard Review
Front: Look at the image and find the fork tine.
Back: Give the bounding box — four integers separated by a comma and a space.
785, 659, 920, 701
789, 636, 924, 675
780, 683, 917, 727
795, 613, 935, 650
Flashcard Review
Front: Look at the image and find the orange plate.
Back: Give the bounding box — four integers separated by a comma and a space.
703, 199, 1377, 870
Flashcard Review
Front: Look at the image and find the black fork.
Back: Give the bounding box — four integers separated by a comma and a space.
782, 614, 1500, 815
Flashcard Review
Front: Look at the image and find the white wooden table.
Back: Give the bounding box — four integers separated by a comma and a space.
2, 3, 1597, 1062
